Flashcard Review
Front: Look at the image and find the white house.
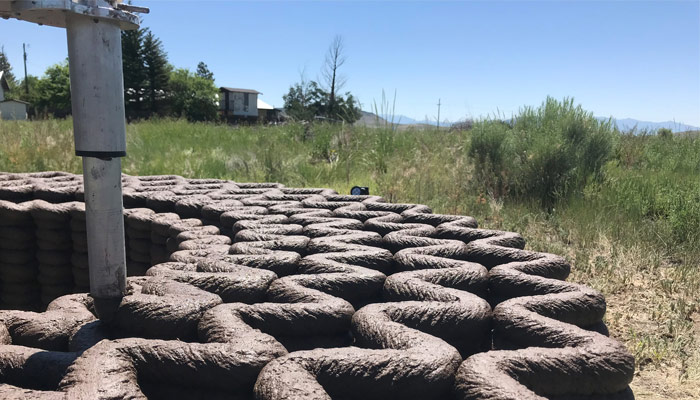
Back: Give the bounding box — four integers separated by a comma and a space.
219, 87, 261, 120
0, 71, 29, 121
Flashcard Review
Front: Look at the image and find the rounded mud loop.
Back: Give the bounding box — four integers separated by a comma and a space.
91, 295, 122, 322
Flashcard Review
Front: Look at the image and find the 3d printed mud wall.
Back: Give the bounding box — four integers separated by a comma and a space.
0, 171, 634, 399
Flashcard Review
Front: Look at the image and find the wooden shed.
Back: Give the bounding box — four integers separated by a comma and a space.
219, 87, 261, 122
0, 71, 28, 121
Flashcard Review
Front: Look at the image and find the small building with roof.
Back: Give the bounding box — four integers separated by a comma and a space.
219, 87, 261, 121
0, 71, 29, 121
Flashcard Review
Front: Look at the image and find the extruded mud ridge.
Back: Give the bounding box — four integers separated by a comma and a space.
0, 171, 635, 399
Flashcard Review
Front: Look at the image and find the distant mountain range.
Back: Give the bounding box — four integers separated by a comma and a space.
357, 111, 699, 133
595, 118, 698, 133
377, 114, 448, 127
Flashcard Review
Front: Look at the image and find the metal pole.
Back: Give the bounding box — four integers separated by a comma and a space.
82, 157, 127, 318
23, 43, 28, 97
66, 3, 127, 319
2, 0, 146, 320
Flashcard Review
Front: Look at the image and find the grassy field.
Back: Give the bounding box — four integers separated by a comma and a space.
1, 116, 699, 398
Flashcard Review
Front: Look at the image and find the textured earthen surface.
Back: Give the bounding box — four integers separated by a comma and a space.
0, 171, 635, 399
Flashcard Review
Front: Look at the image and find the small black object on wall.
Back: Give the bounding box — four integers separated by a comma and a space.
351, 186, 369, 196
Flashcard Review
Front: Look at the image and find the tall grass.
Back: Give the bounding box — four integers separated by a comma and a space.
0, 118, 80, 173
1, 109, 699, 394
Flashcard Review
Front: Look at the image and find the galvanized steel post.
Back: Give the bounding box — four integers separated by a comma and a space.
66, 1, 128, 319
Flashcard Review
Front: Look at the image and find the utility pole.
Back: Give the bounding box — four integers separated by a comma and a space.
22, 43, 28, 96
436, 98, 441, 131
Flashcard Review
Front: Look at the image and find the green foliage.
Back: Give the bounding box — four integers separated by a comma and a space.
326, 91, 361, 122
2, 116, 698, 251
196, 62, 214, 81
283, 80, 322, 122
142, 31, 171, 116
34, 62, 72, 118
284, 35, 359, 123
122, 28, 148, 120
657, 127, 672, 138
168, 68, 219, 122
0, 118, 78, 172
0, 47, 16, 87
468, 97, 617, 208
468, 120, 513, 198
601, 134, 700, 246
121, 28, 171, 119
283, 79, 360, 123
13, 75, 41, 117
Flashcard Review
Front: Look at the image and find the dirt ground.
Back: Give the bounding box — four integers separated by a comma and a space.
631, 369, 699, 399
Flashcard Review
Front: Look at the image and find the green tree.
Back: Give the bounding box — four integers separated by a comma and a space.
283, 36, 361, 123
121, 28, 147, 120
0, 47, 17, 87
168, 68, 218, 122
330, 91, 361, 122
142, 30, 171, 116
35, 62, 71, 118
283, 78, 360, 123
283, 78, 321, 121
14, 75, 40, 117
196, 62, 214, 81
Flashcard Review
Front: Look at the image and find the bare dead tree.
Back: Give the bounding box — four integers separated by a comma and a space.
321, 35, 347, 117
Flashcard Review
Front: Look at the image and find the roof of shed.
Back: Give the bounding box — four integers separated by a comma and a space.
220, 87, 261, 94
0, 71, 10, 91
0, 99, 30, 105
257, 98, 274, 110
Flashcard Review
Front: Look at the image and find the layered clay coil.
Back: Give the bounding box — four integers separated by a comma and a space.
68, 204, 89, 292
0, 200, 40, 309
254, 204, 491, 399
432, 222, 635, 399
0, 171, 634, 399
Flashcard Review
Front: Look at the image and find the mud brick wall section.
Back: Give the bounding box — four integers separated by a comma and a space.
0, 171, 635, 399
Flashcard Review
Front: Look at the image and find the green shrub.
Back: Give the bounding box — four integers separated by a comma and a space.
467, 97, 617, 209
658, 127, 673, 138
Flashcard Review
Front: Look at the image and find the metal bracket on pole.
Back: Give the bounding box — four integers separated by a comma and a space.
0, 0, 145, 29
1, 0, 148, 320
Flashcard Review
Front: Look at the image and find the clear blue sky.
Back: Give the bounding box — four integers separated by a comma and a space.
1, 0, 699, 125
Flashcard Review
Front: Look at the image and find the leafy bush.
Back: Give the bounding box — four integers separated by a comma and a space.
168, 68, 219, 122
658, 127, 673, 138
450, 119, 474, 131
468, 97, 617, 208
35, 62, 72, 118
